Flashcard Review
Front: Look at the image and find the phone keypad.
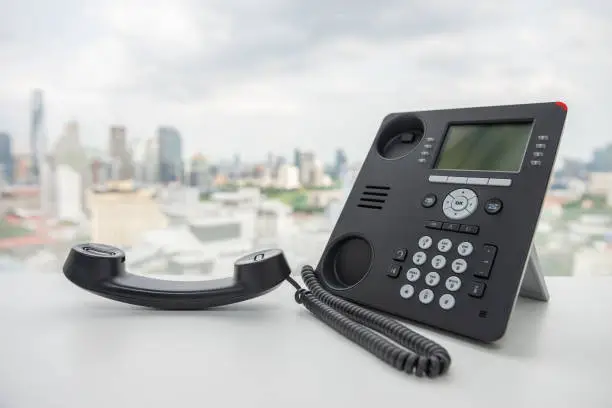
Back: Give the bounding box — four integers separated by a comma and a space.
395, 235, 478, 311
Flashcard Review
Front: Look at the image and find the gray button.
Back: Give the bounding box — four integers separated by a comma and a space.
429, 175, 447, 183
467, 177, 489, 185
400, 284, 415, 299
465, 197, 478, 213
451, 258, 468, 273
419, 289, 434, 304
406, 268, 421, 282
447, 176, 468, 184
457, 242, 474, 256
412, 251, 427, 265
439, 294, 456, 310
418, 236, 433, 249
425, 272, 441, 286
445, 276, 462, 291
455, 188, 477, 200
488, 178, 512, 187
437, 239, 452, 252
431, 255, 447, 269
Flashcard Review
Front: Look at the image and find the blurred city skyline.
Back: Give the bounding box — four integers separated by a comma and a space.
1, 1, 611, 162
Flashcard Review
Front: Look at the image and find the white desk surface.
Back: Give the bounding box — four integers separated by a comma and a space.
0, 272, 610, 408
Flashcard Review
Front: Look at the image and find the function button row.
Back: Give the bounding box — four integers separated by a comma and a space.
425, 220, 480, 235
429, 175, 512, 187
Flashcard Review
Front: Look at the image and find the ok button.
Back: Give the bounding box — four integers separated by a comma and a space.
451, 196, 468, 211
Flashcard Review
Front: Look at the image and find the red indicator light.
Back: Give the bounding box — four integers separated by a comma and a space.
555, 101, 568, 111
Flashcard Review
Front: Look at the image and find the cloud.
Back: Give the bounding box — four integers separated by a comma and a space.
0, 0, 610, 164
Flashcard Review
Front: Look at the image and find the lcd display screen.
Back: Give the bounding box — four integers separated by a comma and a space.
435, 122, 533, 172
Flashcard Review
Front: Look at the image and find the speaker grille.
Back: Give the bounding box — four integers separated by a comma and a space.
357, 185, 390, 210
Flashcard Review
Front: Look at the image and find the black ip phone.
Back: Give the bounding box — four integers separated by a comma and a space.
63, 101, 568, 378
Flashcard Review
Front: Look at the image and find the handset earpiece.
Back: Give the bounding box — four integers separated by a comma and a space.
63, 243, 291, 310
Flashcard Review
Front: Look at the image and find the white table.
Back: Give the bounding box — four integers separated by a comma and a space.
0, 272, 610, 408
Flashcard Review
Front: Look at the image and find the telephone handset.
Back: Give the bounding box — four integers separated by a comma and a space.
62, 101, 567, 378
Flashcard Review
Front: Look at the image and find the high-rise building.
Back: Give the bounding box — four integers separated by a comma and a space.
298, 151, 316, 186
0, 133, 14, 184
334, 148, 348, 180
29, 89, 46, 184
189, 153, 211, 190
157, 126, 183, 184
108, 126, 134, 180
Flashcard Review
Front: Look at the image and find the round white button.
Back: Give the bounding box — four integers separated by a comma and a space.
439, 294, 455, 310
437, 239, 452, 252
400, 284, 415, 299
445, 276, 462, 291
431, 255, 447, 269
457, 242, 474, 256
406, 267, 421, 282
443, 189, 478, 220
425, 272, 440, 286
418, 236, 433, 249
451, 258, 468, 273
419, 289, 434, 304
412, 252, 427, 266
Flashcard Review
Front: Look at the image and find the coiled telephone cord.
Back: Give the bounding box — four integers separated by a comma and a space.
285, 265, 451, 378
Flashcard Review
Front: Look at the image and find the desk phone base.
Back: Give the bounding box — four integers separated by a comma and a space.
314, 101, 566, 342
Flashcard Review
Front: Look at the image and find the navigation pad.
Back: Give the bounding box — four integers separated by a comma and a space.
443, 188, 478, 220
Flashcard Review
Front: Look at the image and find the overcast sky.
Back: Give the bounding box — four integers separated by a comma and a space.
1, 0, 610, 164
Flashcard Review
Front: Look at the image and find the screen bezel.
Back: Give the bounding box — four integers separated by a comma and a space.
433, 119, 535, 174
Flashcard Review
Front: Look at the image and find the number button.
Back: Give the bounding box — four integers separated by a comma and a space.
418, 289, 434, 304
425, 272, 440, 286
412, 251, 427, 266
437, 239, 452, 252
457, 242, 474, 256
406, 267, 421, 282
400, 284, 415, 299
431, 255, 447, 269
418, 236, 433, 249
445, 276, 462, 291
439, 294, 456, 310
451, 259, 468, 273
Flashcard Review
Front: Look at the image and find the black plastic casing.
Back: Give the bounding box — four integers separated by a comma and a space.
314, 102, 567, 342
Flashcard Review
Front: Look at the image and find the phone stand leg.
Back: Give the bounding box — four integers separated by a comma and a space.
519, 245, 549, 302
